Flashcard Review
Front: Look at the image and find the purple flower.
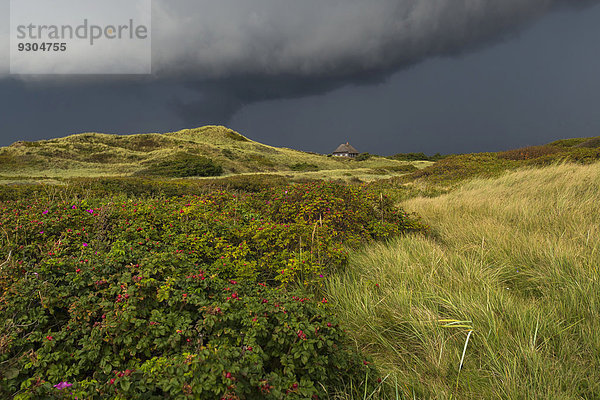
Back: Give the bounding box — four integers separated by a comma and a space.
42, 210, 49, 215
87, 209, 94, 214
82, 243, 88, 247
53, 382, 72, 390
71, 205, 77, 209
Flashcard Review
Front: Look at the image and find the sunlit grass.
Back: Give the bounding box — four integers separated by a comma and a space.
327, 162, 600, 398
0, 125, 421, 180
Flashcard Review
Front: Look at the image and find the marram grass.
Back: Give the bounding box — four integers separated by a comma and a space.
327, 163, 600, 399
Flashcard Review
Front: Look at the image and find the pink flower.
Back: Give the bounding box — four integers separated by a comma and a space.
53, 382, 72, 390
42, 210, 49, 215
82, 243, 88, 247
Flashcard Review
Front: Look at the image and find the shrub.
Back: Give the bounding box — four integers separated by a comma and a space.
354, 153, 372, 161
289, 163, 319, 172
221, 149, 237, 159
0, 181, 421, 398
575, 137, 600, 148
388, 152, 446, 162
526, 147, 600, 166
497, 145, 563, 161
547, 137, 589, 148
244, 154, 275, 169
136, 154, 223, 178
0, 260, 373, 399
399, 153, 518, 183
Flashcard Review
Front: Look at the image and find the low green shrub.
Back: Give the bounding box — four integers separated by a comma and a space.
399, 153, 518, 183
354, 153, 372, 162
574, 137, 600, 148
244, 154, 275, 169
221, 149, 237, 159
289, 163, 319, 172
497, 145, 563, 161
388, 152, 446, 162
137, 154, 223, 178
526, 147, 600, 166
0, 260, 373, 399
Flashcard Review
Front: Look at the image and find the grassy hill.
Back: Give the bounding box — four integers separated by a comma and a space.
0, 126, 424, 182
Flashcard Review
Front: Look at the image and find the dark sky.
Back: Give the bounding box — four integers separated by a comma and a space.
1, 1, 600, 155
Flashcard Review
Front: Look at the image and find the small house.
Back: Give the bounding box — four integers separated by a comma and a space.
332, 142, 359, 158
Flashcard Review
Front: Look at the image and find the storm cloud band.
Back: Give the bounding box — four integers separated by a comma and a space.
1, 0, 599, 137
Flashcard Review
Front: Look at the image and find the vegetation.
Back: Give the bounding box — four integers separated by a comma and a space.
327, 163, 600, 398
388, 152, 446, 162
289, 163, 320, 172
0, 181, 423, 399
1, 128, 600, 398
354, 153, 373, 162
136, 153, 223, 177
0, 126, 417, 182
396, 138, 600, 184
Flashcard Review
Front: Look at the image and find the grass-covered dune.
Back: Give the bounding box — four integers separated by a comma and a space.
327, 162, 600, 398
0, 126, 419, 181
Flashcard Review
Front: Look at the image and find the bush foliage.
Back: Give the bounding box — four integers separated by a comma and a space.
0, 181, 423, 398
136, 154, 223, 178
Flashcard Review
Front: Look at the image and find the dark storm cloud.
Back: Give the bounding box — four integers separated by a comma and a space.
1, 0, 599, 145
146, 0, 600, 125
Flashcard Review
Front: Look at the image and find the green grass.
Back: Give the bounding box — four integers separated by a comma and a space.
0, 126, 419, 181
326, 162, 600, 398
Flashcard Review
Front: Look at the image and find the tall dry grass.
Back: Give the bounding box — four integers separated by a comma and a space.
327, 163, 600, 399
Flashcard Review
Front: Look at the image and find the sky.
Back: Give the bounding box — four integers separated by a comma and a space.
1, 0, 600, 155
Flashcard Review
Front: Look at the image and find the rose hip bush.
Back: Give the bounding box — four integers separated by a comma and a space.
0, 182, 423, 398
0, 182, 424, 284
1, 259, 372, 399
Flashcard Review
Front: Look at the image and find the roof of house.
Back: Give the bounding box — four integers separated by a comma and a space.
333, 142, 359, 154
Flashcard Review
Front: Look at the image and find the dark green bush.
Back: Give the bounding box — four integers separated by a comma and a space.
244, 154, 275, 169
388, 152, 446, 162
137, 154, 223, 178
289, 163, 319, 172
0, 258, 373, 399
354, 153, 372, 161
221, 148, 237, 159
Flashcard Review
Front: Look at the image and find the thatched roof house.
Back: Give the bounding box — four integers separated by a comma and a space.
332, 142, 359, 158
